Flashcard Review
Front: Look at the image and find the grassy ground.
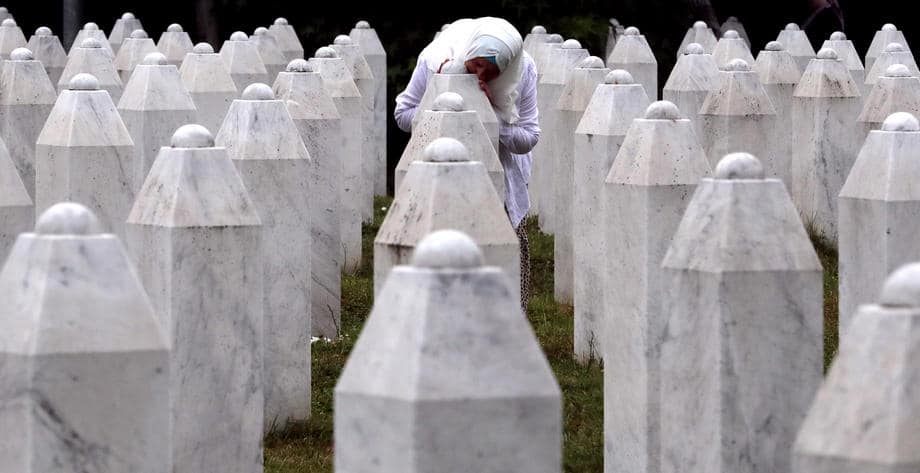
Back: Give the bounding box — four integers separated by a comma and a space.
264, 196, 837, 472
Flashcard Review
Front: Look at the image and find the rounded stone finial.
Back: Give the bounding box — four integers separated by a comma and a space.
685, 43, 705, 55
885, 42, 905, 53
624, 26, 640, 36
423, 137, 469, 162
35, 202, 103, 235
171, 124, 214, 148
68, 73, 99, 91
230, 31, 248, 41
723, 29, 739, 39
885, 63, 913, 78
193, 42, 214, 54
830, 31, 846, 41
84, 22, 99, 30
531, 25, 547, 34
644, 100, 681, 120
561, 39, 582, 49
693, 20, 707, 29
315, 46, 337, 58
121, 12, 136, 20
81, 37, 102, 48
605, 69, 634, 84
0, 7, 7, 13
724, 58, 751, 72
411, 229, 485, 269
2, 18, 17, 27
355, 20, 371, 29
785, 23, 800, 31
35, 26, 52, 36
765, 41, 784, 51
334, 34, 353, 45
10, 48, 33, 61
881, 112, 920, 132
816, 48, 838, 60
286, 58, 312, 72
142, 52, 168, 65
253, 27, 269, 36
547, 34, 563, 44
274, 17, 289, 26
167, 23, 183, 33
578, 56, 605, 69
882, 23, 898, 32
433, 92, 465, 111
879, 262, 920, 307
130, 29, 148, 39
714, 152, 765, 179
242, 83, 275, 100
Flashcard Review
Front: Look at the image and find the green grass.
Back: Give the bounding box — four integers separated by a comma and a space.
265, 199, 837, 472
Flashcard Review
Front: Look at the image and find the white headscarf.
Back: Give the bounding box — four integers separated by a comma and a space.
419, 17, 525, 124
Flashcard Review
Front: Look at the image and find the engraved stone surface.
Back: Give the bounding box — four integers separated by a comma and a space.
180, 42, 239, 134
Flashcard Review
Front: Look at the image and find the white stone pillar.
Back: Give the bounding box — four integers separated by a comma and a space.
0, 47, 56, 199
59, 37, 124, 102
663, 43, 719, 138
36, 73, 135, 238
220, 31, 269, 92
712, 29, 754, 69
414, 73, 500, 151
573, 69, 649, 362
659, 152, 823, 473
336, 229, 561, 473
856, 64, 920, 146
678, 21, 717, 57
118, 52, 197, 192
754, 41, 802, 186
721, 16, 750, 47
108, 12, 142, 54
113, 29, 157, 84
374, 138, 520, 301
865, 23, 911, 72
607, 27, 658, 102
603, 100, 711, 473
822, 31, 866, 95
776, 23, 816, 72
180, 42, 239, 134
0, 202, 170, 473
350, 20, 388, 195
156, 23, 193, 68
126, 124, 263, 473
71, 22, 113, 57
0, 135, 31, 258
26, 26, 67, 85
0, 18, 26, 59
865, 42, 920, 90
529, 33, 562, 223
251, 26, 286, 83
269, 17, 304, 63
524, 25, 549, 57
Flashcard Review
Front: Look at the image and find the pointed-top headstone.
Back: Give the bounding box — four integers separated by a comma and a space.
857, 64, 920, 143
754, 41, 803, 90
114, 29, 159, 84
180, 42, 238, 133
71, 21, 113, 57
865, 23, 911, 71
269, 17, 304, 63
721, 16, 750, 47
606, 27, 657, 101
712, 29, 755, 69
534, 33, 563, 78
349, 20, 388, 195
663, 42, 719, 137
26, 26, 67, 85
108, 12, 142, 54
865, 42, 920, 87
249, 26, 286, 82
156, 23, 193, 67
678, 21, 717, 57
0, 133, 31, 258
0, 17, 26, 59
776, 22, 817, 72
822, 31, 865, 93
415, 73, 500, 151
220, 31, 269, 92
524, 24, 549, 57
59, 36, 124, 101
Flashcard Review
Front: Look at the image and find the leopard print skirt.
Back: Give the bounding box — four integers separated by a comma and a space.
516, 219, 531, 312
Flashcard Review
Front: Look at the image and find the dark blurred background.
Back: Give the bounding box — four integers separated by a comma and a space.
3, 0, 916, 194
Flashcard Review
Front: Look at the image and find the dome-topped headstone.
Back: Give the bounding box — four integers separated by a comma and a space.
179, 41, 238, 133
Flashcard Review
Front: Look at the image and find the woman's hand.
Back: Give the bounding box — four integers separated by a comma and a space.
479, 80, 495, 104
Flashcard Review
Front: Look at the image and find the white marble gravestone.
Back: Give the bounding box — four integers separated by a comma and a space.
273, 59, 344, 338
699, 59, 780, 180
754, 41, 802, 182
216, 83, 312, 429
534, 33, 563, 77
678, 21, 717, 57
415, 72, 500, 151
114, 29, 157, 84
0, 47, 56, 199
712, 30, 755, 69
156, 23, 193, 67
865, 42, 920, 89
791, 48, 862, 240
554, 56, 610, 305
395, 92, 504, 197
603, 100, 712, 473
524, 25, 549, 57
311, 46, 367, 268
269, 17, 304, 63
838, 112, 920, 333
721, 16, 750, 47
822, 32, 866, 95
220, 31, 269, 91
374, 138, 520, 300
36, 73, 135, 238
607, 27, 658, 102
776, 23, 816, 72
856, 64, 920, 145
0, 18, 26, 59
59, 37, 124, 102
0, 135, 31, 258
71, 22, 113, 57
663, 43, 719, 138
659, 152, 823, 473
26, 26, 67, 85
0, 6, 10, 23
529, 33, 563, 222
108, 12, 143, 54
118, 52, 197, 192
337, 229, 561, 473
350, 20, 388, 195
573, 69, 649, 362
865, 23, 911, 72
794, 262, 920, 473
0, 202, 169, 473
251, 27, 286, 83
126, 124, 263, 473
180, 42, 239, 134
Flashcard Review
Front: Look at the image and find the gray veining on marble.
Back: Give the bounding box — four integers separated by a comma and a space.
663, 43, 719, 141
0, 134, 31, 259
754, 41, 802, 188
220, 31, 270, 92
269, 18, 304, 63
156, 23, 193, 68
776, 23, 816, 72
712, 30, 755, 69
864, 42, 919, 89
180, 42, 239, 134
70, 22, 113, 57
677, 21, 717, 57
26, 27, 67, 86
350, 20, 388, 195
822, 32, 866, 95
855, 64, 920, 146
250, 27, 286, 84
108, 12, 143, 54
113, 29, 158, 84
607, 27, 657, 102
59, 38, 124, 102
865, 23, 911, 72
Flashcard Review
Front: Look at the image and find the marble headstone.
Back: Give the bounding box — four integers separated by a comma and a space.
603, 100, 712, 473
156, 23, 193, 67
865, 42, 920, 89
126, 124, 263, 473
712, 29, 755, 69
721, 16, 750, 47
336, 229, 561, 473
790, 48, 862, 240
573, 69, 649, 362
71, 22, 113, 57
374, 138, 520, 301
113, 29, 157, 84
269, 17, 304, 63
524, 25, 549, 57
414, 72, 500, 151
108, 12, 143, 54
118, 52, 197, 192
0, 202, 170, 473
0, 18, 26, 60
529, 33, 563, 222
607, 27, 658, 102
659, 153, 823, 473
753, 41, 802, 183
216, 83, 312, 429
36, 73, 135, 238
678, 21, 717, 56
350, 20, 388, 195
822, 32, 866, 95
663, 42, 719, 138
26, 26, 67, 85
865, 23, 911, 72
838, 112, 920, 332
0, 6, 10, 23
0, 135, 31, 258
273, 59, 344, 338
856, 64, 920, 145
533, 33, 563, 78
179, 42, 239, 134
251, 27, 286, 83
220, 31, 269, 91
0, 47, 57, 199
59, 37, 124, 102
776, 23, 816, 72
